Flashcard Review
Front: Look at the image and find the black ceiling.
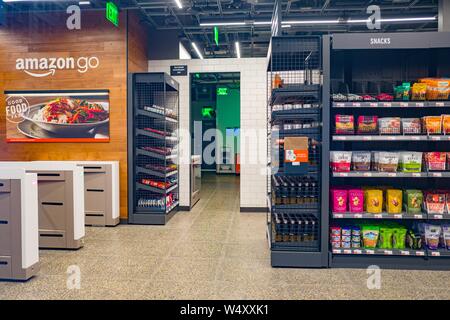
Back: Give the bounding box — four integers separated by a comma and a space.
2, 0, 440, 58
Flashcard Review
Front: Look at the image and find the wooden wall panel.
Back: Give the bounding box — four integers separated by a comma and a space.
0, 10, 150, 219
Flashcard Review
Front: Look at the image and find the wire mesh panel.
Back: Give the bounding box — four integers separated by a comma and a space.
268, 36, 324, 256
130, 73, 179, 220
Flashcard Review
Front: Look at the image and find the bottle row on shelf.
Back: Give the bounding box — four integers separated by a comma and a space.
272, 213, 318, 243
330, 222, 450, 252
335, 115, 450, 136
331, 188, 450, 216
331, 151, 450, 174
271, 176, 319, 206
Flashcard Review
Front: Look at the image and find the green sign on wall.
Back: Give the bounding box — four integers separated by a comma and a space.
214, 27, 219, 46
217, 87, 228, 96
106, 2, 119, 27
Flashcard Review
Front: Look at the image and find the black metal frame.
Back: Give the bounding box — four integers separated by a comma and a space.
128, 73, 180, 225
326, 32, 450, 269
268, 36, 328, 268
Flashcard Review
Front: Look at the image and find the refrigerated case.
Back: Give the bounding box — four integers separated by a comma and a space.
128, 73, 179, 225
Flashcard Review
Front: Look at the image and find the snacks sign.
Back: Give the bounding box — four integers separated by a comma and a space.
4, 90, 110, 143
15, 56, 100, 78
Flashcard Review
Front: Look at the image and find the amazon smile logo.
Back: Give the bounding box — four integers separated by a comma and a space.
15, 56, 99, 78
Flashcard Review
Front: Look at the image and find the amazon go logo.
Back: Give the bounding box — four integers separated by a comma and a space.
15, 56, 99, 78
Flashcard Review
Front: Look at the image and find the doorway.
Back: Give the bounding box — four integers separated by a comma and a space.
189, 72, 241, 209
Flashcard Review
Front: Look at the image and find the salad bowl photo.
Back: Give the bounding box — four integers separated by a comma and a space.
21, 98, 109, 135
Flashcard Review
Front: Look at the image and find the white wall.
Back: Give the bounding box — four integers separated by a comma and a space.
148, 58, 268, 209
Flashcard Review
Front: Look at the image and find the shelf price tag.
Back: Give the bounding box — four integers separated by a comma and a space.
384, 250, 393, 255
363, 172, 372, 177
431, 251, 440, 257
333, 249, 342, 254
414, 214, 423, 219
354, 249, 362, 254
383, 103, 392, 107
436, 102, 445, 107
353, 103, 361, 107
394, 214, 402, 219
400, 102, 408, 107
432, 172, 443, 177
400, 250, 410, 256
338, 173, 348, 177
412, 173, 422, 177
334, 214, 344, 219
336, 103, 345, 107
370, 103, 378, 107
416, 103, 425, 107
388, 136, 396, 141
433, 215, 443, 220
388, 173, 397, 177
374, 214, 383, 219
366, 250, 375, 255
416, 251, 425, 256
431, 136, 442, 141
354, 214, 363, 219
343, 249, 352, 254
363, 136, 373, 141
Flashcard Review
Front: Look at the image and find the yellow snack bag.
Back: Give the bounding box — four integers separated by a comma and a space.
386, 189, 402, 214
366, 189, 383, 214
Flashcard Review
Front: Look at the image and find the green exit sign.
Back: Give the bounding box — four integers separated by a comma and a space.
217, 87, 228, 96
214, 27, 219, 46
106, 2, 119, 27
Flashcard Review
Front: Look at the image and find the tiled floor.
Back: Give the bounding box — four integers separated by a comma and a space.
1, 173, 449, 300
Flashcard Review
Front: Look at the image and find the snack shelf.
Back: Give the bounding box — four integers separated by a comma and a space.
271, 108, 321, 120
332, 172, 428, 178
427, 213, 450, 220
332, 248, 426, 257
332, 101, 450, 108
136, 166, 177, 178
333, 135, 430, 141
128, 72, 179, 225
270, 85, 321, 106
136, 182, 178, 194
331, 212, 426, 220
136, 108, 178, 123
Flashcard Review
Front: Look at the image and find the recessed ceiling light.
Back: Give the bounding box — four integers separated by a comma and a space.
235, 41, 241, 58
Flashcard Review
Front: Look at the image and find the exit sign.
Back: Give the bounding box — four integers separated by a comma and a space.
214, 27, 219, 46
217, 87, 228, 96
106, 2, 119, 27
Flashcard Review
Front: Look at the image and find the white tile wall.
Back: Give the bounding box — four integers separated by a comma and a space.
148, 58, 268, 209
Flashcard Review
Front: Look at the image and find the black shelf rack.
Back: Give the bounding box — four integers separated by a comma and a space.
325, 32, 450, 270
128, 73, 180, 225
267, 36, 329, 268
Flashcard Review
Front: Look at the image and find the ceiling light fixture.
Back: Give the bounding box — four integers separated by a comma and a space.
235, 41, 241, 59
79, 1, 90, 5
174, 0, 182, 9
191, 42, 204, 60
200, 22, 246, 27
283, 19, 341, 25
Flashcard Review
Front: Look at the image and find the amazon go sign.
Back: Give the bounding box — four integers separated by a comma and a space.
15, 56, 99, 78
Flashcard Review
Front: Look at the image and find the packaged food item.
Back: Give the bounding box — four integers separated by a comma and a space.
378, 117, 401, 135
331, 241, 341, 249
330, 226, 341, 237
332, 93, 348, 102
352, 152, 371, 171
352, 241, 361, 248
442, 115, 450, 135
365, 189, 383, 214
349, 189, 364, 213
357, 116, 378, 134
347, 94, 363, 102
393, 228, 407, 249
425, 152, 446, 171
398, 152, 423, 173
331, 151, 352, 172
404, 190, 423, 214
386, 189, 403, 214
394, 83, 411, 101
342, 227, 352, 236
424, 224, 441, 250
363, 95, 377, 102
443, 225, 450, 250
425, 193, 446, 214
401, 118, 421, 135
362, 225, 380, 248
352, 226, 361, 237
377, 152, 399, 172
420, 78, 450, 101
335, 115, 354, 134
342, 235, 351, 242
423, 116, 442, 135
411, 83, 427, 101
406, 230, 423, 250
379, 227, 394, 249
331, 189, 348, 213
341, 241, 351, 249
377, 93, 394, 102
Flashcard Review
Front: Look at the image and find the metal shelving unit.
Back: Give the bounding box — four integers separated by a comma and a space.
128, 73, 179, 225
268, 36, 329, 268
326, 32, 450, 269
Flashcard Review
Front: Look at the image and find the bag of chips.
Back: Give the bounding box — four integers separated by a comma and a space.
365, 189, 383, 214
386, 189, 402, 214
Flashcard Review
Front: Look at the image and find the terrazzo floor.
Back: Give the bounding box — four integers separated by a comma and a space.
1, 173, 449, 300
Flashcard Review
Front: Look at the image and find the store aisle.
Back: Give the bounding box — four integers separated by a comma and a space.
0, 174, 449, 300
